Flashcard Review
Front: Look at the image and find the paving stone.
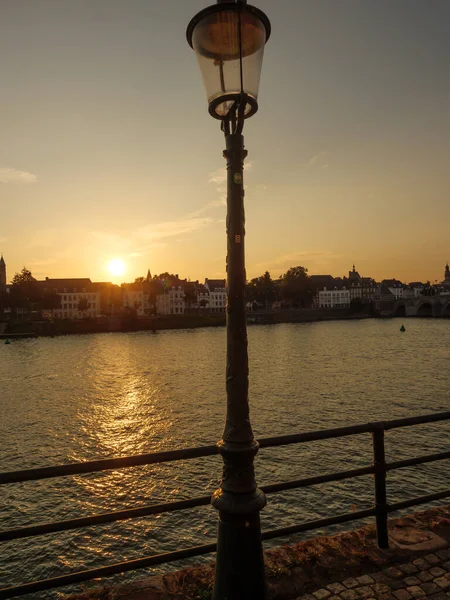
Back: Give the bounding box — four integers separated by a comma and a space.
426, 555, 442, 566
405, 577, 421, 586
372, 573, 391, 584
343, 579, 360, 590
341, 590, 360, 600
436, 550, 450, 561
391, 581, 409, 591
421, 582, 441, 595
385, 567, 405, 580
431, 568, 447, 577
428, 594, 448, 600
393, 590, 412, 600
406, 586, 426, 598
399, 564, 420, 576
313, 589, 332, 600
371, 583, 392, 598
327, 583, 346, 595
357, 576, 375, 586
357, 586, 374, 599
413, 560, 430, 571
443, 562, 450, 571
435, 575, 450, 591
417, 571, 434, 583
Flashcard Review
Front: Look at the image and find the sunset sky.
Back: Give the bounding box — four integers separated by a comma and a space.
1, 0, 449, 285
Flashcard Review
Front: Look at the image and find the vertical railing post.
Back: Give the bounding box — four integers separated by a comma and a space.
372, 425, 389, 548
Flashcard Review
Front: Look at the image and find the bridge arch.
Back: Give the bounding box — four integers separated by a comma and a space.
394, 304, 406, 318
442, 302, 450, 318
417, 302, 433, 317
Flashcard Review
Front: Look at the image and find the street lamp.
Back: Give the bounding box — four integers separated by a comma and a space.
187, 1, 271, 599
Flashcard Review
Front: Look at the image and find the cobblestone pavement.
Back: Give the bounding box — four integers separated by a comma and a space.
295, 549, 450, 600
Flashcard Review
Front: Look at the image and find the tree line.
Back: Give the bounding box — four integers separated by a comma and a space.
245, 266, 314, 308
142, 266, 315, 309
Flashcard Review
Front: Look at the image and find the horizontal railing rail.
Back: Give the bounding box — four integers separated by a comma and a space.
1, 411, 449, 600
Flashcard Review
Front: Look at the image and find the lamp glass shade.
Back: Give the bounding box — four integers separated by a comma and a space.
191, 6, 268, 118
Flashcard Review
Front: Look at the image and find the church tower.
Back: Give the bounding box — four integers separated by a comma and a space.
445, 262, 450, 283
0, 255, 6, 292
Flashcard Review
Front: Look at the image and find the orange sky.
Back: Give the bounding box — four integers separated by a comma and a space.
1, 0, 449, 285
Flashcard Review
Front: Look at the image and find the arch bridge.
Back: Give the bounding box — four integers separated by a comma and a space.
394, 294, 450, 318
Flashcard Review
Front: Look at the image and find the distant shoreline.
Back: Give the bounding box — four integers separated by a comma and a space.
1, 308, 413, 338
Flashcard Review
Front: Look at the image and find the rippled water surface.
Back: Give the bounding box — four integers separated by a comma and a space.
1, 320, 449, 597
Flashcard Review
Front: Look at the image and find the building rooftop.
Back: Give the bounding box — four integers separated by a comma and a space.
205, 278, 226, 290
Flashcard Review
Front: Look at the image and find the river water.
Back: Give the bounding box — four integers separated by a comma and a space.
1, 319, 449, 597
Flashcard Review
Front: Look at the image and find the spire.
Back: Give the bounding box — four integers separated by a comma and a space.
0, 254, 5, 289
352, 264, 356, 272
146, 269, 152, 282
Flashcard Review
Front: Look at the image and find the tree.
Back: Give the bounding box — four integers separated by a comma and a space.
10, 267, 41, 316
134, 277, 145, 283
11, 267, 36, 285
246, 271, 276, 309
77, 297, 89, 316
280, 266, 313, 308
184, 284, 196, 309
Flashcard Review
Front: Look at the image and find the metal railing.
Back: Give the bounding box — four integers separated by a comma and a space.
1, 411, 449, 599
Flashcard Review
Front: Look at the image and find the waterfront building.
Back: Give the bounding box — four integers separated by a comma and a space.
122, 282, 149, 316
310, 275, 337, 308
156, 286, 186, 315
403, 282, 425, 299
318, 288, 350, 308
382, 279, 404, 300
361, 277, 378, 301
205, 278, 226, 313
40, 278, 101, 319
195, 282, 210, 310
345, 265, 363, 300
156, 283, 186, 315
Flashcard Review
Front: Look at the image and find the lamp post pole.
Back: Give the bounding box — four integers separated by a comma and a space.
186, 2, 270, 596
211, 128, 267, 600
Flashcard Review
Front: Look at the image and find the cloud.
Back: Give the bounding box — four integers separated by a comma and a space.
209, 168, 227, 185
307, 152, 329, 170
0, 166, 37, 184
136, 216, 216, 241
208, 161, 253, 185
187, 198, 226, 219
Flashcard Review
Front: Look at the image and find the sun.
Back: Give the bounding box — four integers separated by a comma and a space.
107, 258, 126, 278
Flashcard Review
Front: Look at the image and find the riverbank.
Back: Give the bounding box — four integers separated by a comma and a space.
66, 504, 450, 600
1, 308, 376, 338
